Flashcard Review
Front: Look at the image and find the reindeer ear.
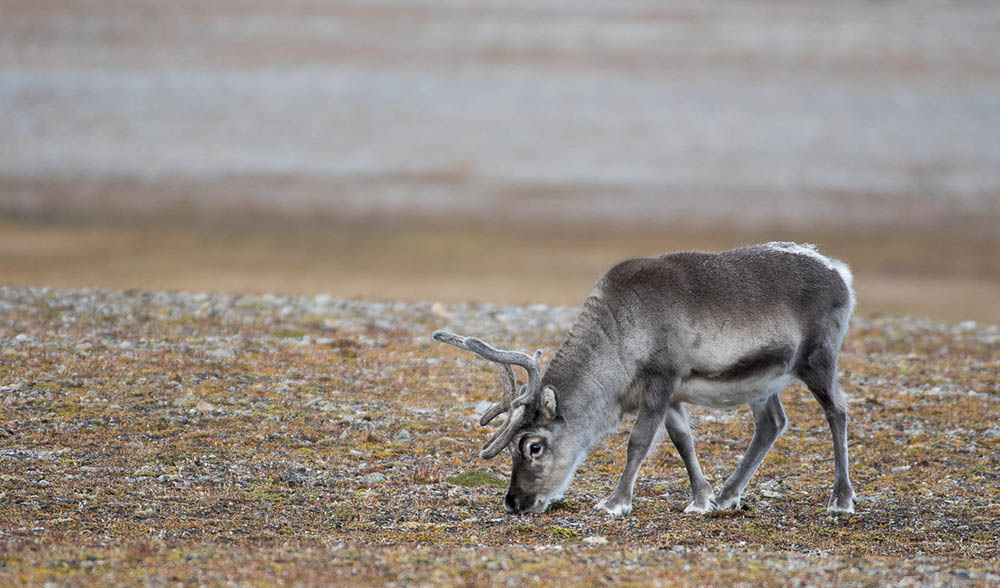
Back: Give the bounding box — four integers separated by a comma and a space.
539, 386, 558, 420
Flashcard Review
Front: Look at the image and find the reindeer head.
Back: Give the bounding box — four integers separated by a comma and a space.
433, 330, 582, 514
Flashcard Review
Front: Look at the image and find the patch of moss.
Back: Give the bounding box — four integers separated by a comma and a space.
547, 499, 582, 513
446, 471, 506, 488
274, 329, 307, 339
244, 478, 288, 503
337, 348, 359, 359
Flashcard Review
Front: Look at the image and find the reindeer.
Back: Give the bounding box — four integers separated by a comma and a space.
433, 242, 857, 517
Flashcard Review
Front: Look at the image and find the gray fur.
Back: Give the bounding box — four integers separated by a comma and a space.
435, 242, 857, 516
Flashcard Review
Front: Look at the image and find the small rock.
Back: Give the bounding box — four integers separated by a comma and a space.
312, 293, 335, 307
195, 401, 216, 413
208, 347, 234, 359
583, 536, 609, 545
395, 429, 413, 442
361, 472, 386, 484
474, 400, 493, 414
431, 302, 451, 318
281, 467, 309, 486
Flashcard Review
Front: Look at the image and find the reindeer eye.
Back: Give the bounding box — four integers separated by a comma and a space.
529, 442, 543, 456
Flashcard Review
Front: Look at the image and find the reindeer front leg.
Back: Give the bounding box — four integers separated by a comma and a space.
595, 380, 673, 517
663, 403, 717, 513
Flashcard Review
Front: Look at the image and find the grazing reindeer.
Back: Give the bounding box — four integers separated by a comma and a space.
433, 242, 856, 516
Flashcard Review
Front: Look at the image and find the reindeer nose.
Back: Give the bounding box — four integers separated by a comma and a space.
503, 493, 531, 514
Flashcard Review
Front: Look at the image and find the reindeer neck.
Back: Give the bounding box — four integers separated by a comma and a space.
541, 294, 637, 431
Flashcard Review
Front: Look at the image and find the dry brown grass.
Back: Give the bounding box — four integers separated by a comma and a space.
1, 217, 997, 324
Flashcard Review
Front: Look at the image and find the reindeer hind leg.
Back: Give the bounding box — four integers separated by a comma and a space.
797, 342, 856, 513
715, 392, 788, 510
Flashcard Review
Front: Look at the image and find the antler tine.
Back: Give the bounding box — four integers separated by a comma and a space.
479, 363, 515, 426
431, 330, 542, 459
479, 402, 506, 427
434, 330, 542, 409
434, 330, 518, 426
480, 383, 529, 458
433, 331, 540, 391
480, 404, 528, 459
431, 330, 470, 350
462, 337, 541, 404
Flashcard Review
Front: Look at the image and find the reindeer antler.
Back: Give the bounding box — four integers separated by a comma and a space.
432, 330, 543, 458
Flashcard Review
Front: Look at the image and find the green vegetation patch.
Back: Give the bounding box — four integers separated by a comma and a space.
446, 471, 506, 488
548, 526, 577, 538
273, 329, 307, 339
547, 499, 582, 513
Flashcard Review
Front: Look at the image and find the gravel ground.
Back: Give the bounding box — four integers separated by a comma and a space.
0, 286, 998, 586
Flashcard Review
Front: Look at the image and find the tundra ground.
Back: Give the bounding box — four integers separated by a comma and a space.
0, 286, 997, 586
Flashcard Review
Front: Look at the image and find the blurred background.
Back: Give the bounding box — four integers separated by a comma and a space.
1, 0, 998, 322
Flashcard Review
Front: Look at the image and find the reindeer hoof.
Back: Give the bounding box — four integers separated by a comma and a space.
827, 485, 857, 514
827, 494, 857, 514
594, 497, 632, 517
683, 496, 718, 514
714, 495, 741, 510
